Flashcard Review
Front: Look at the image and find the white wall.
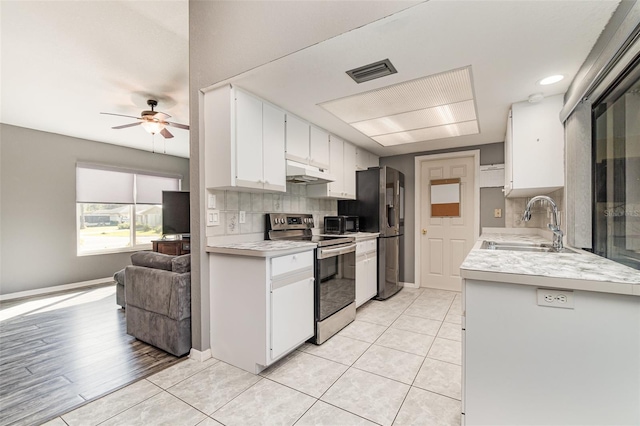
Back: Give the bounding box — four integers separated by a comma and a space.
0, 124, 189, 295
189, 0, 420, 351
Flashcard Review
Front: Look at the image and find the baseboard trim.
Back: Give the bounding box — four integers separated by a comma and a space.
189, 348, 212, 362
400, 281, 419, 289
0, 277, 113, 301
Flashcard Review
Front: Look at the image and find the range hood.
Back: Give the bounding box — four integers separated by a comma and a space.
286, 160, 335, 184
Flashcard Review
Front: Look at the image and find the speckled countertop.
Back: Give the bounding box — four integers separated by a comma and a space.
461, 232, 640, 296
206, 240, 316, 258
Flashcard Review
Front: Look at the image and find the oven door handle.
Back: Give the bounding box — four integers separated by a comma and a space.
318, 243, 356, 259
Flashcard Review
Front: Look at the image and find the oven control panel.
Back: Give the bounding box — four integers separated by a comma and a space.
267, 213, 314, 231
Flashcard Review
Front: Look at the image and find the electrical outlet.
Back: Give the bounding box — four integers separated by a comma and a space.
239, 210, 246, 224
494, 208, 502, 218
537, 288, 574, 309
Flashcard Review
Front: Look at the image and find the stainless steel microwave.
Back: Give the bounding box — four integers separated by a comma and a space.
324, 215, 359, 234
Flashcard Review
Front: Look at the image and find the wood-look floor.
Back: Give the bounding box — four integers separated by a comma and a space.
0, 284, 182, 426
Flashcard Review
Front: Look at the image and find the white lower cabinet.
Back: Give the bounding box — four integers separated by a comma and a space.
271, 271, 314, 360
209, 249, 314, 374
355, 239, 378, 307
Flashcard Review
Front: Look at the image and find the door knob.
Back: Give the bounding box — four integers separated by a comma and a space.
422, 229, 427, 235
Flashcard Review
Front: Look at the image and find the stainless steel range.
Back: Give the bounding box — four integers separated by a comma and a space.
266, 213, 356, 344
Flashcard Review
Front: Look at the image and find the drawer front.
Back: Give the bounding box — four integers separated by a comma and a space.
271, 250, 314, 278
358, 239, 377, 254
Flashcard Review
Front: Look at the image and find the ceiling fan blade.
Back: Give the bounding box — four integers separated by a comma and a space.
160, 127, 174, 139
101, 112, 141, 120
165, 121, 190, 130
153, 111, 171, 120
112, 122, 142, 130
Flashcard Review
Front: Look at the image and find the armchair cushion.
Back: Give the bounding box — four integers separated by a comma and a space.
130, 251, 173, 271
171, 254, 191, 273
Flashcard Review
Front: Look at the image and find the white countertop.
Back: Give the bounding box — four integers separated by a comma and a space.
207, 240, 317, 258
461, 232, 640, 296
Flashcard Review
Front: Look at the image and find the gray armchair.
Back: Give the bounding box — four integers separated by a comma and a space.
125, 251, 191, 357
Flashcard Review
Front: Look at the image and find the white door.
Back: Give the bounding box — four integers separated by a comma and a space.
343, 142, 356, 199
420, 156, 475, 291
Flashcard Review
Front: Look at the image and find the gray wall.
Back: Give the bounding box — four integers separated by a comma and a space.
0, 124, 189, 295
189, 0, 420, 352
380, 142, 504, 284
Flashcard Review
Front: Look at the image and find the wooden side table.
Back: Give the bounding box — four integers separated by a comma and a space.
152, 239, 191, 255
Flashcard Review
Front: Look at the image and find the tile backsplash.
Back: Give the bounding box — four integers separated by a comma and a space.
206, 183, 337, 242
505, 188, 565, 230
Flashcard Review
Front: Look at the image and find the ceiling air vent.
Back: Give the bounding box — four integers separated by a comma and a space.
346, 59, 397, 84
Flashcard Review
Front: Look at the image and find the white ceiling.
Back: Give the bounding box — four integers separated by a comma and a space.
210, 0, 620, 157
1, 0, 190, 157
1, 1, 620, 159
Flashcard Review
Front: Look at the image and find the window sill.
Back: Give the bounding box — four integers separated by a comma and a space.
77, 244, 152, 257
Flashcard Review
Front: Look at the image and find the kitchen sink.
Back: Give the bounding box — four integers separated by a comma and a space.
480, 240, 578, 254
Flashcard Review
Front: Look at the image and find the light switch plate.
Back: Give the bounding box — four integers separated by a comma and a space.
207, 209, 220, 226
239, 211, 246, 224
207, 193, 216, 209
494, 208, 502, 218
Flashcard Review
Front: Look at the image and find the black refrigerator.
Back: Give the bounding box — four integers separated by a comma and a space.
339, 166, 404, 300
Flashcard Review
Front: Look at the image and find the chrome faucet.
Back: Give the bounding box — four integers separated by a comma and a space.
523, 195, 564, 251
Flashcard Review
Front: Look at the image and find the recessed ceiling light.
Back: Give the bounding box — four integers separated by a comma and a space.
319, 66, 479, 147
538, 75, 564, 85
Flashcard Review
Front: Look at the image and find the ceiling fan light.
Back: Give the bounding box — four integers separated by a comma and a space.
141, 121, 165, 135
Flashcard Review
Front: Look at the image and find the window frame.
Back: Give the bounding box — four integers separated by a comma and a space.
76, 163, 182, 256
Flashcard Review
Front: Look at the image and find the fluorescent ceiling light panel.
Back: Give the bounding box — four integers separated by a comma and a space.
372, 121, 479, 146
319, 66, 479, 146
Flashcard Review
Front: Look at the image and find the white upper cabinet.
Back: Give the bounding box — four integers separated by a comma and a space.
204, 85, 286, 192
235, 90, 264, 187
286, 115, 331, 170
307, 135, 356, 200
328, 135, 345, 197
285, 114, 310, 164
262, 103, 287, 192
343, 141, 356, 199
309, 126, 330, 170
355, 147, 380, 171
504, 94, 564, 198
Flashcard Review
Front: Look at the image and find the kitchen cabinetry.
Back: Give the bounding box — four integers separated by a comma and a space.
307, 135, 356, 199
504, 94, 564, 197
355, 238, 378, 307
355, 147, 379, 171
285, 115, 330, 170
209, 247, 315, 374
309, 125, 330, 169
204, 85, 286, 192
463, 277, 640, 424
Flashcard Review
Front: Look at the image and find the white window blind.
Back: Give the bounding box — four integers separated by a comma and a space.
136, 174, 180, 204
76, 167, 135, 204
76, 164, 181, 204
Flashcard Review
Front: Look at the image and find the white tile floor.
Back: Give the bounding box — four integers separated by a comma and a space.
45, 287, 462, 426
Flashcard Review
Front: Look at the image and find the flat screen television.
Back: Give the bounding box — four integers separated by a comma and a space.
162, 191, 190, 237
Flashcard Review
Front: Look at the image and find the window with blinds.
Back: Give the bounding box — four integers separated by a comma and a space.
76, 163, 182, 255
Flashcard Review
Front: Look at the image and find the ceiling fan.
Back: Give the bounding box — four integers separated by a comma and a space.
101, 99, 189, 139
